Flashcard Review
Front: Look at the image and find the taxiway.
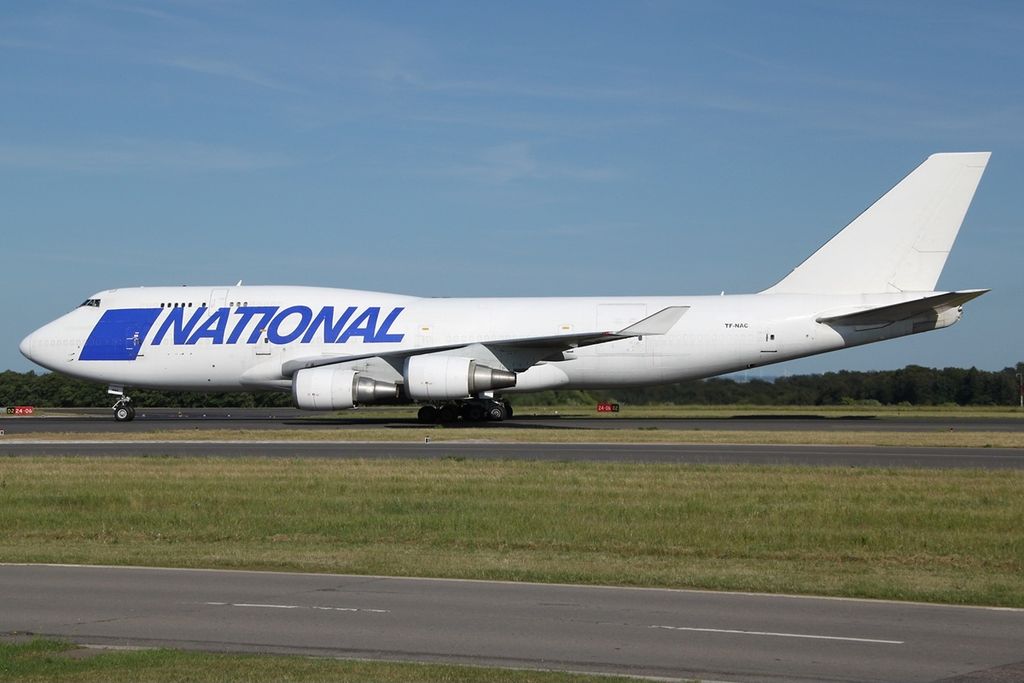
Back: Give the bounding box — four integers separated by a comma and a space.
1, 439, 1023, 469
2, 564, 1021, 682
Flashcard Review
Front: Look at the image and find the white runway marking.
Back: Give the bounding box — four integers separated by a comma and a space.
204, 601, 389, 613
650, 624, 903, 644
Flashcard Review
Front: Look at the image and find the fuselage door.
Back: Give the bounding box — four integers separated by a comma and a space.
209, 288, 229, 310
761, 328, 779, 354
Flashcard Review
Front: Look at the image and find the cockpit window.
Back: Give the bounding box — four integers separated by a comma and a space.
79, 299, 101, 308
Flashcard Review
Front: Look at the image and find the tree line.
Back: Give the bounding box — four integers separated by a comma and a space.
526, 364, 1024, 407
2, 364, 1022, 409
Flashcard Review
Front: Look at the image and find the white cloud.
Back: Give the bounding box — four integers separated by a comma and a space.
372, 67, 642, 102
158, 56, 299, 93
437, 142, 621, 184
0, 140, 292, 172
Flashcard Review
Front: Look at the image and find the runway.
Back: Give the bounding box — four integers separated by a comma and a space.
4, 407, 1023, 433
3, 408, 1022, 469
2, 564, 1021, 682
2, 439, 1024, 469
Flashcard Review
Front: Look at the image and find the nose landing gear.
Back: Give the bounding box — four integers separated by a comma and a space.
109, 385, 136, 422
113, 400, 136, 422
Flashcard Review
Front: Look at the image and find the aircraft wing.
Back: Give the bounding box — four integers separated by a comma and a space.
815, 290, 988, 326
281, 305, 689, 376
486, 305, 689, 348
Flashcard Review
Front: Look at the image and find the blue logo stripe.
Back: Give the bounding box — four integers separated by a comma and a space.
80, 305, 406, 360
80, 308, 162, 361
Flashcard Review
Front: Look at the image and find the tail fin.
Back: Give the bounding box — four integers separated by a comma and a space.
762, 152, 990, 295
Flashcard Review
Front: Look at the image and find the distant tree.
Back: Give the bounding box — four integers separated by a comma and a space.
1, 364, 1022, 409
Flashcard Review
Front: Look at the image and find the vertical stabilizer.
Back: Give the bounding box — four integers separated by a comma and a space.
762, 152, 990, 294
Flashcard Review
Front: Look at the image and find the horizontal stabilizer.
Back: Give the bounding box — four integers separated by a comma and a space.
816, 290, 988, 326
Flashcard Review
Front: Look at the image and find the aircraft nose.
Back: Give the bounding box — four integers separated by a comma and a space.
19, 331, 36, 362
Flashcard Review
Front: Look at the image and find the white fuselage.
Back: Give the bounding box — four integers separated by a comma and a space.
19, 285, 962, 396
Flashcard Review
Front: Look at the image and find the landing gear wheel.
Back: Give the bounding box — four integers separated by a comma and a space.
438, 404, 460, 423
417, 405, 438, 424
486, 403, 507, 422
114, 405, 134, 422
465, 403, 486, 422
503, 400, 513, 419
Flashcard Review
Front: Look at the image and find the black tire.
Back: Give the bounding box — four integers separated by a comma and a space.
466, 403, 486, 422
417, 405, 438, 423
503, 400, 513, 419
438, 404, 460, 423
126, 406, 136, 421
114, 406, 132, 422
486, 403, 507, 422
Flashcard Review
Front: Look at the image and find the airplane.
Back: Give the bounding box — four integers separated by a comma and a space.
20, 152, 991, 423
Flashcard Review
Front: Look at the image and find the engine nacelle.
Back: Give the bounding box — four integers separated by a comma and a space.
292, 366, 399, 410
404, 356, 516, 401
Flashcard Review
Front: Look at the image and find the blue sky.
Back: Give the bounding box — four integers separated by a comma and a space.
3, 1, 1022, 376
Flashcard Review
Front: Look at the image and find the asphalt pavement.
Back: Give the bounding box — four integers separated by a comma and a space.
2, 564, 1022, 682
2, 439, 1023, 469
3, 407, 1022, 433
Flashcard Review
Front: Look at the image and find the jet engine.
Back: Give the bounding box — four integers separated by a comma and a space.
292, 366, 399, 410
404, 356, 516, 401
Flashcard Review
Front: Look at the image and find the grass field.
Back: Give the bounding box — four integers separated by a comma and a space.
1, 456, 1022, 607
0, 639, 639, 683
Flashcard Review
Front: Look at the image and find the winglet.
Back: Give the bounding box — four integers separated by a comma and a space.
617, 306, 689, 336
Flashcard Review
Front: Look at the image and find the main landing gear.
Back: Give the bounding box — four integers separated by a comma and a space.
417, 399, 513, 424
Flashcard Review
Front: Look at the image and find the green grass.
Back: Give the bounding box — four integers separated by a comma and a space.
0, 638, 641, 682
1, 457, 1022, 606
